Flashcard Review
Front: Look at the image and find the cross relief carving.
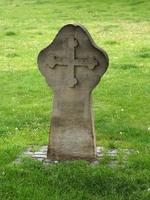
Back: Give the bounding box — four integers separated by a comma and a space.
48, 36, 98, 87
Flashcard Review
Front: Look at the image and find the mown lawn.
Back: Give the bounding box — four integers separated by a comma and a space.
0, 0, 150, 199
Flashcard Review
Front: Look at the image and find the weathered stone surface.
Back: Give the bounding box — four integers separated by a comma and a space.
37, 24, 109, 161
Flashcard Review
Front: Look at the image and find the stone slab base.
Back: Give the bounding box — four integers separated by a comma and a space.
13, 145, 133, 167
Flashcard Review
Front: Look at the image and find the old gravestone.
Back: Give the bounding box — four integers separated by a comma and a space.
38, 24, 109, 161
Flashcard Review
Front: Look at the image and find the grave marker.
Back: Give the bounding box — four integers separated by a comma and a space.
38, 24, 109, 161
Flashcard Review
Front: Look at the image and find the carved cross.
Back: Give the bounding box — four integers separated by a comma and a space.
48, 36, 98, 87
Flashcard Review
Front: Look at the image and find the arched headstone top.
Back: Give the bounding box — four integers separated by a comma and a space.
38, 24, 109, 91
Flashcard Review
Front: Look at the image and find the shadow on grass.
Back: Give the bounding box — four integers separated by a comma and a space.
5, 31, 17, 36
135, 48, 150, 59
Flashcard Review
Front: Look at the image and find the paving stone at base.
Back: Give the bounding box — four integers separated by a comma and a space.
13, 146, 133, 167
32, 154, 47, 159
108, 149, 118, 157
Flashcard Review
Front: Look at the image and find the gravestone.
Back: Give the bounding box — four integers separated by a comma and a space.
38, 24, 109, 161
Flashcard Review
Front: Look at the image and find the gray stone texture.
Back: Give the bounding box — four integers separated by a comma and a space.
38, 24, 109, 161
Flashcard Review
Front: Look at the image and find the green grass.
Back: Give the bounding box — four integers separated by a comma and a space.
0, 0, 150, 199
